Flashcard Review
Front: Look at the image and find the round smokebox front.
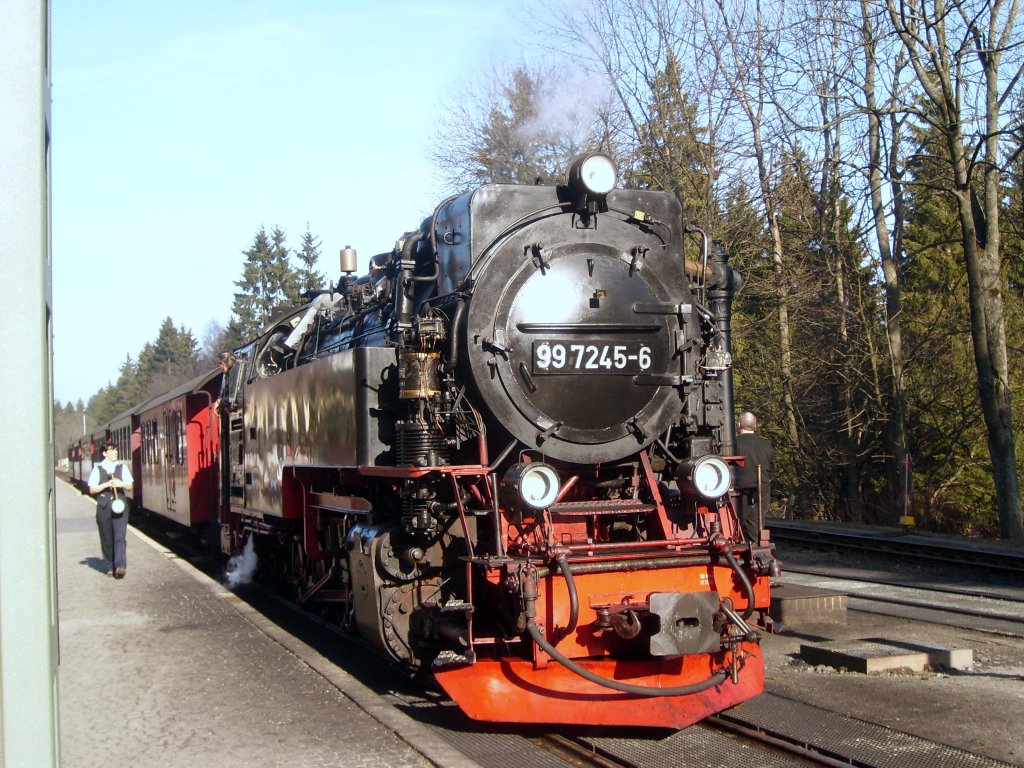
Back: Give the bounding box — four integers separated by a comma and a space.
467, 242, 683, 465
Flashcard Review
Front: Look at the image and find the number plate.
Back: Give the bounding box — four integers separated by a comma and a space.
532, 340, 653, 375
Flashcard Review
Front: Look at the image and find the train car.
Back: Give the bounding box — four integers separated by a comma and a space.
134, 369, 221, 532
211, 152, 778, 729
67, 409, 134, 497
68, 428, 109, 490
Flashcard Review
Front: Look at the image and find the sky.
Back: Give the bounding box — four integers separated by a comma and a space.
51, 1, 542, 406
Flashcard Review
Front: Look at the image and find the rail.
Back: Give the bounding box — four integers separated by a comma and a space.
767, 519, 1024, 573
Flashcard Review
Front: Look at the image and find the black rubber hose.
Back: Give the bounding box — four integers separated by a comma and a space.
554, 554, 579, 636
527, 622, 729, 697
723, 548, 756, 620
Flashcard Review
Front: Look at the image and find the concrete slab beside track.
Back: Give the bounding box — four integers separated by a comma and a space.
766, 552, 1024, 765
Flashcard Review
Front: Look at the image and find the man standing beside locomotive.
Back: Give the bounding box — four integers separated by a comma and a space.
88, 441, 134, 578
734, 411, 776, 543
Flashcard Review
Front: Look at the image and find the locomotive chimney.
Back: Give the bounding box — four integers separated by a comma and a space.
706, 241, 741, 456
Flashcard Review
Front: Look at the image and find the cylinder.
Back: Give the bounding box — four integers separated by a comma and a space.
339, 246, 357, 273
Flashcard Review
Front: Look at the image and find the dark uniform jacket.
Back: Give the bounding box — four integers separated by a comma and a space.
735, 432, 776, 499
735, 431, 776, 541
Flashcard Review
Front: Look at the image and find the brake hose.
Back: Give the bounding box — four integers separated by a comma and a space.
527, 621, 730, 697
722, 548, 756, 620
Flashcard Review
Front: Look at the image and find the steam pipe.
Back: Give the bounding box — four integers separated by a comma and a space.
393, 231, 424, 337
705, 241, 741, 456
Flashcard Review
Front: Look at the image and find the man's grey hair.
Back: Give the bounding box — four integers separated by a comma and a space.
738, 411, 757, 432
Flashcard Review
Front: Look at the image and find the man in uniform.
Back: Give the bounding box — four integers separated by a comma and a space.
734, 411, 776, 543
88, 441, 134, 578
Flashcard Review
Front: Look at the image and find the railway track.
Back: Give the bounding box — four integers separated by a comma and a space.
768, 518, 1024, 637
767, 519, 1024, 573
780, 565, 1024, 639
126, 508, 1017, 768
227, 560, 1018, 768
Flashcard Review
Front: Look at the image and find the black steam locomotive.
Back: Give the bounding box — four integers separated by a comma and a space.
81, 152, 777, 728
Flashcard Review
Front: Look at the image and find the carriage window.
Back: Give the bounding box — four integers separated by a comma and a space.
176, 411, 185, 465
170, 413, 179, 465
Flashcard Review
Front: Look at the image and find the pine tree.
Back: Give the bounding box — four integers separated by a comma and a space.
221, 316, 250, 353
232, 227, 274, 335
900, 121, 997, 533
87, 388, 112, 426
104, 354, 142, 417
267, 225, 299, 310
471, 68, 574, 185
632, 52, 714, 228
134, 318, 199, 400
295, 224, 325, 299
231, 226, 301, 339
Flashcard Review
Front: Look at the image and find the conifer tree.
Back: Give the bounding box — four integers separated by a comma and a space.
900, 117, 988, 529
135, 318, 199, 400
232, 227, 274, 335
632, 52, 714, 228
231, 226, 300, 340
295, 224, 326, 299
104, 354, 142, 418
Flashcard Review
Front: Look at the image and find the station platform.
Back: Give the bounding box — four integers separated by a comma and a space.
55, 479, 475, 768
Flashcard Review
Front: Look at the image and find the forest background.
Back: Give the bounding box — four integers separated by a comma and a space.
54, 0, 1024, 542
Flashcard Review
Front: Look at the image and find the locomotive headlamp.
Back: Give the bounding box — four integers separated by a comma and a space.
567, 152, 618, 215
571, 153, 617, 195
676, 455, 732, 500
501, 462, 560, 513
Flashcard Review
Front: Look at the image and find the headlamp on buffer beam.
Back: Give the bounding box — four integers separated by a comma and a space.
676, 455, 732, 500
567, 152, 618, 216
500, 462, 560, 519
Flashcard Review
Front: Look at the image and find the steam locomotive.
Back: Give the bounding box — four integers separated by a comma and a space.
70, 153, 778, 729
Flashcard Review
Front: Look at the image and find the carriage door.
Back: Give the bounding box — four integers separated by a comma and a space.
225, 344, 254, 510
163, 410, 176, 511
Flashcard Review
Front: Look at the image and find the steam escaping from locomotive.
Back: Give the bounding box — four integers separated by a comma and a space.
512, 69, 612, 156
223, 536, 257, 588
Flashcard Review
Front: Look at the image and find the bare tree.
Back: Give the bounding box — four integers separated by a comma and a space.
695, 0, 801, 448
856, 0, 913, 522
883, 0, 1024, 540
